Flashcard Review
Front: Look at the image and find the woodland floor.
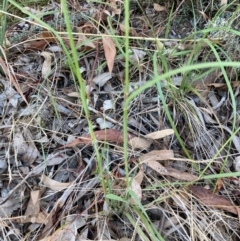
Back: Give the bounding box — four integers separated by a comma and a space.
1, 0, 240, 241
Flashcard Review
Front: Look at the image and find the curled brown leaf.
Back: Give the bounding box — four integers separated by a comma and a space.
188, 185, 239, 215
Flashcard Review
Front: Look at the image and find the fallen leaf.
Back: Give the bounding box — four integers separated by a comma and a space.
46, 152, 70, 166
220, 0, 227, 5
41, 51, 53, 78
103, 36, 116, 74
128, 136, 152, 149
215, 179, 223, 193
188, 185, 239, 215
24, 40, 48, 51
41, 174, 71, 191
192, 69, 222, 97
129, 49, 146, 64
108, 0, 122, 15
142, 160, 168, 174
60, 129, 136, 148
130, 170, 143, 204
145, 129, 174, 139
77, 33, 96, 49
139, 150, 174, 162
41, 31, 58, 43
153, 3, 166, 12
93, 72, 113, 86
164, 167, 198, 181
21, 190, 48, 224
119, 24, 138, 36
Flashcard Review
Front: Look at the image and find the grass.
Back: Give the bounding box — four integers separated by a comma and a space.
1, 0, 240, 240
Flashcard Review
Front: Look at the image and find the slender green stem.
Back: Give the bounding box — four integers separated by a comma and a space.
123, 0, 130, 188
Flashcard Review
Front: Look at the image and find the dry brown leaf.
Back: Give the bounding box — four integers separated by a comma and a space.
145, 129, 174, 139
141, 157, 198, 181
119, 24, 138, 36
220, 0, 228, 5
188, 185, 239, 215
153, 3, 166, 12
142, 160, 168, 174
77, 33, 96, 49
93, 72, 112, 86
108, 0, 122, 15
103, 36, 116, 74
139, 150, 174, 162
128, 136, 152, 149
21, 190, 48, 224
130, 177, 142, 203
41, 31, 58, 43
41, 51, 53, 78
60, 129, 136, 148
192, 69, 222, 97
215, 179, 223, 193
23, 40, 48, 51
207, 81, 240, 89
41, 174, 71, 191
164, 167, 198, 181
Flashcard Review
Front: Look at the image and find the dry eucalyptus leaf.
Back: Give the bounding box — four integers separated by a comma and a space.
46, 151, 70, 166
128, 136, 152, 149
165, 167, 198, 181
103, 36, 116, 74
119, 24, 138, 36
41, 174, 71, 191
153, 3, 166, 12
188, 185, 239, 215
145, 129, 174, 139
24, 40, 48, 51
129, 49, 146, 64
142, 160, 168, 174
41, 51, 53, 78
21, 190, 47, 224
93, 72, 113, 87
139, 150, 174, 162
108, 0, 122, 15
130, 178, 142, 204
66, 92, 79, 97
131, 170, 144, 200
220, 0, 228, 5
77, 33, 96, 49
61, 129, 135, 148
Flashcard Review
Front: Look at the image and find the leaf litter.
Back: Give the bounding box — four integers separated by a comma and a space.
1, 0, 240, 241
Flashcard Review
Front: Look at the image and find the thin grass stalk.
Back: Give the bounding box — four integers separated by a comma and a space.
153, 52, 194, 166
60, 0, 107, 193
207, 40, 237, 131
123, 0, 130, 188
0, 0, 8, 47
127, 61, 240, 102
125, 213, 151, 241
